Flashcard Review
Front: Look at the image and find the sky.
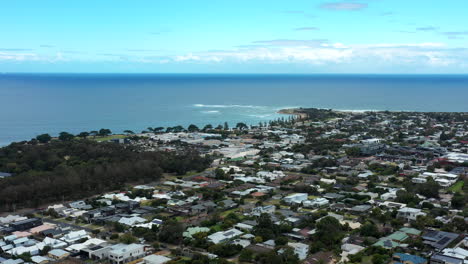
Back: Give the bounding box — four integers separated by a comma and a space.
1, 0, 468, 73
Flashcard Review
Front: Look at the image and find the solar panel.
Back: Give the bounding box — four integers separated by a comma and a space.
437, 237, 450, 245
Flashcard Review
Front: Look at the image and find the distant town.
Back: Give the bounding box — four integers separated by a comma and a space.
0, 108, 467, 264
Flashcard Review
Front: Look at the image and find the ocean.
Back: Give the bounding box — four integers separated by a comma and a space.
0, 74, 467, 146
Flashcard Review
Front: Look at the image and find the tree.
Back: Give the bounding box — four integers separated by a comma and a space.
314, 216, 345, 247
416, 177, 440, 198
77, 132, 90, 139
202, 124, 213, 131
236, 122, 248, 130
275, 236, 288, 246
224, 122, 229, 130
451, 192, 465, 209
172, 125, 184, 133
123, 130, 135, 135
154, 127, 164, 133
360, 222, 380, 237
239, 249, 254, 262
119, 233, 137, 244
158, 219, 184, 244
215, 168, 226, 180
39, 245, 51, 255
345, 147, 361, 157
188, 124, 199, 132
36, 134, 52, 143
58, 132, 74, 141
98, 128, 112, 136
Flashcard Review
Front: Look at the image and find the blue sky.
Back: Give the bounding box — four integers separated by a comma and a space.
1, 0, 468, 73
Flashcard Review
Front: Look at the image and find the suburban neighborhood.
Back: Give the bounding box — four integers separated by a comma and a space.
0, 108, 467, 264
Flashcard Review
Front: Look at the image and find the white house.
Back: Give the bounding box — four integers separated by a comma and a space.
283, 193, 308, 205
207, 229, 243, 244
303, 198, 329, 208
397, 207, 426, 221
288, 242, 309, 260
105, 243, 145, 264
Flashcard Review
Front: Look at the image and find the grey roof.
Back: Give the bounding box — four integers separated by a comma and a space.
422, 230, 459, 249
431, 254, 463, 264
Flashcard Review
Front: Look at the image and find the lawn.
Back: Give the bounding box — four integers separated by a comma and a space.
449, 181, 464, 193
91, 134, 127, 142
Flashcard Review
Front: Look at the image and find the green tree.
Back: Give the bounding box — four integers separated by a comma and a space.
58, 131, 74, 141
98, 128, 112, 136
119, 233, 137, 244
158, 219, 184, 244
239, 249, 254, 262
77, 131, 90, 138
236, 122, 248, 130
36, 133, 52, 143
202, 124, 213, 131
345, 147, 361, 157
154, 127, 164, 133
188, 124, 199, 132
215, 168, 226, 179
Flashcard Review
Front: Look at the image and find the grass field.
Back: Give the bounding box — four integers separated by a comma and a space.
449, 181, 464, 193
91, 134, 127, 142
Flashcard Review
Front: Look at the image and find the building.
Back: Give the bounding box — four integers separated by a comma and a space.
105, 243, 145, 264
207, 228, 243, 244
48, 249, 70, 260
9, 218, 42, 231
430, 247, 468, 264
392, 253, 427, 264
288, 242, 309, 260
397, 208, 426, 221
422, 231, 460, 250
303, 198, 329, 208
283, 193, 308, 205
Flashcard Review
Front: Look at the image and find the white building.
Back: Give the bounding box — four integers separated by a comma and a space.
397, 207, 426, 221
288, 242, 309, 260
303, 198, 329, 208
420, 172, 458, 187
283, 193, 308, 205
106, 243, 145, 264
207, 229, 243, 244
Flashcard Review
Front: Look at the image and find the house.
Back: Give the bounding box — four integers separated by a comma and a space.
422, 230, 459, 250
288, 242, 309, 260
283, 193, 308, 205
303, 198, 329, 208
9, 218, 42, 231
60, 230, 89, 243
48, 249, 70, 260
207, 228, 243, 244
251, 205, 276, 216
349, 204, 373, 215
99, 243, 146, 264
118, 216, 147, 226
397, 208, 426, 221
31, 256, 51, 264
392, 253, 427, 264
190, 204, 207, 215
323, 193, 345, 201
430, 247, 468, 264
183, 227, 210, 239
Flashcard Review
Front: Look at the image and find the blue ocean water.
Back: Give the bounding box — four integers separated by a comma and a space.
0, 74, 467, 146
